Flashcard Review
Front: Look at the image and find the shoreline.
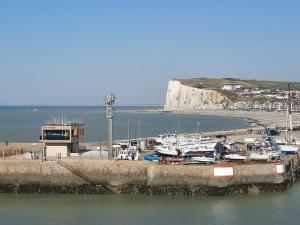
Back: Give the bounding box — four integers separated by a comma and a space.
129, 108, 300, 129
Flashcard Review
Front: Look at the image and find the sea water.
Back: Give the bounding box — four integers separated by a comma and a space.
0, 183, 299, 225
0, 106, 252, 142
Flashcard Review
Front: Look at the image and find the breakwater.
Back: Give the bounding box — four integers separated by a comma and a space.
0, 159, 297, 196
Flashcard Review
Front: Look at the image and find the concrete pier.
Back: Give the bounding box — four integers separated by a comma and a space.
0, 159, 296, 195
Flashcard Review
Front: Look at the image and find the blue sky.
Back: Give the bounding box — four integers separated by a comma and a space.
0, 0, 299, 105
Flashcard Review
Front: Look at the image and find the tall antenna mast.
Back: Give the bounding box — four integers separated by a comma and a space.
104, 93, 116, 159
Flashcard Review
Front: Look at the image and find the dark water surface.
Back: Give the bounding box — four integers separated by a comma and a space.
0, 106, 252, 142
0, 183, 299, 225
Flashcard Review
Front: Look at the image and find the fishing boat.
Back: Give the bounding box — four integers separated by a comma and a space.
114, 140, 141, 160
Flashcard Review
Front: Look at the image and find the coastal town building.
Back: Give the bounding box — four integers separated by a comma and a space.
228, 100, 300, 112
221, 83, 241, 91
40, 119, 85, 159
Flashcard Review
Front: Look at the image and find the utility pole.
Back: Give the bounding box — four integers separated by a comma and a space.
137, 118, 141, 139
99, 136, 102, 159
104, 93, 116, 159
127, 118, 130, 140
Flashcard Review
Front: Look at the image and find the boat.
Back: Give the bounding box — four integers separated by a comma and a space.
154, 134, 177, 144
279, 145, 299, 154
249, 152, 271, 161
223, 154, 246, 161
144, 154, 160, 161
155, 146, 178, 156
190, 156, 215, 164
249, 151, 280, 161
161, 157, 184, 163
114, 140, 141, 160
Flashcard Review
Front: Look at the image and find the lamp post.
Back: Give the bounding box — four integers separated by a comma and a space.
104, 93, 116, 159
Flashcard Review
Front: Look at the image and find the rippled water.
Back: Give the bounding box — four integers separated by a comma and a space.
0, 106, 252, 142
0, 183, 299, 225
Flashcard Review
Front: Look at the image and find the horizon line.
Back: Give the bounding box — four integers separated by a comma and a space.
0, 104, 164, 107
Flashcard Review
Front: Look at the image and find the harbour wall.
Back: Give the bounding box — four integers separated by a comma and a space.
0, 159, 295, 195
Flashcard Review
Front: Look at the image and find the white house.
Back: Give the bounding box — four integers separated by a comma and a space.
221, 83, 241, 91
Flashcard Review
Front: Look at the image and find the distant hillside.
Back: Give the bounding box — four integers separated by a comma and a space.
177, 77, 300, 91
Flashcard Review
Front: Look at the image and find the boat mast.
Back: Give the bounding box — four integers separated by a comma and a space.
285, 83, 293, 142
197, 118, 200, 136
137, 118, 141, 139
127, 118, 131, 147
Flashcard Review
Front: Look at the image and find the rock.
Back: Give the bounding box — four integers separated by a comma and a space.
164, 80, 230, 111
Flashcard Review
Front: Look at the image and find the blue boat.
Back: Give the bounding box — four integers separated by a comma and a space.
144, 154, 161, 161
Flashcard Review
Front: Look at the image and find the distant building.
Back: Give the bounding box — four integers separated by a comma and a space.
40, 119, 85, 159
221, 83, 241, 91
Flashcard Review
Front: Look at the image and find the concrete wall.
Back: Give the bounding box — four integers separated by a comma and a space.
0, 160, 292, 195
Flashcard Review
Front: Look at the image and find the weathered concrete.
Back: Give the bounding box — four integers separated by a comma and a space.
0, 159, 295, 196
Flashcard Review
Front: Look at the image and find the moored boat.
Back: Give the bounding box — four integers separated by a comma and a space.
224, 154, 246, 161
190, 156, 215, 164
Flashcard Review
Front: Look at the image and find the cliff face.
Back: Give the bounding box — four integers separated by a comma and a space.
164, 80, 229, 111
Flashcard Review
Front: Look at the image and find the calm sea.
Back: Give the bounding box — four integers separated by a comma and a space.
0, 184, 299, 225
0, 106, 252, 142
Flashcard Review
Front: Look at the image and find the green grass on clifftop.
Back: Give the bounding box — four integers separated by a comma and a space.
177, 77, 300, 91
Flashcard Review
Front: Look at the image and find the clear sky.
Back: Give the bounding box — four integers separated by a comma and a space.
0, 0, 299, 105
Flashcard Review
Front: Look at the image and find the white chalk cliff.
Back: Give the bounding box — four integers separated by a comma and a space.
164, 80, 229, 111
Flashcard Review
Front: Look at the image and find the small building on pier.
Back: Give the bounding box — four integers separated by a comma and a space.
40, 119, 85, 159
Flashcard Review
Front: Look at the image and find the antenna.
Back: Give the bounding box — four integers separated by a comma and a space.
104, 93, 117, 159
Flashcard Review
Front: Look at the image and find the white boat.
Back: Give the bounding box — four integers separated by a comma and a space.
155, 146, 178, 156
114, 140, 141, 160
279, 145, 299, 154
224, 154, 246, 161
249, 152, 271, 161
244, 137, 257, 143
191, 156, 215, 164
115, 149, 139, 160
180, 144, 216, 157
249, 151, 280, 161
154, 134, 177, 144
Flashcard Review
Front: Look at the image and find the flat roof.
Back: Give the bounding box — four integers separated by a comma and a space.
43, 119, 84, 126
